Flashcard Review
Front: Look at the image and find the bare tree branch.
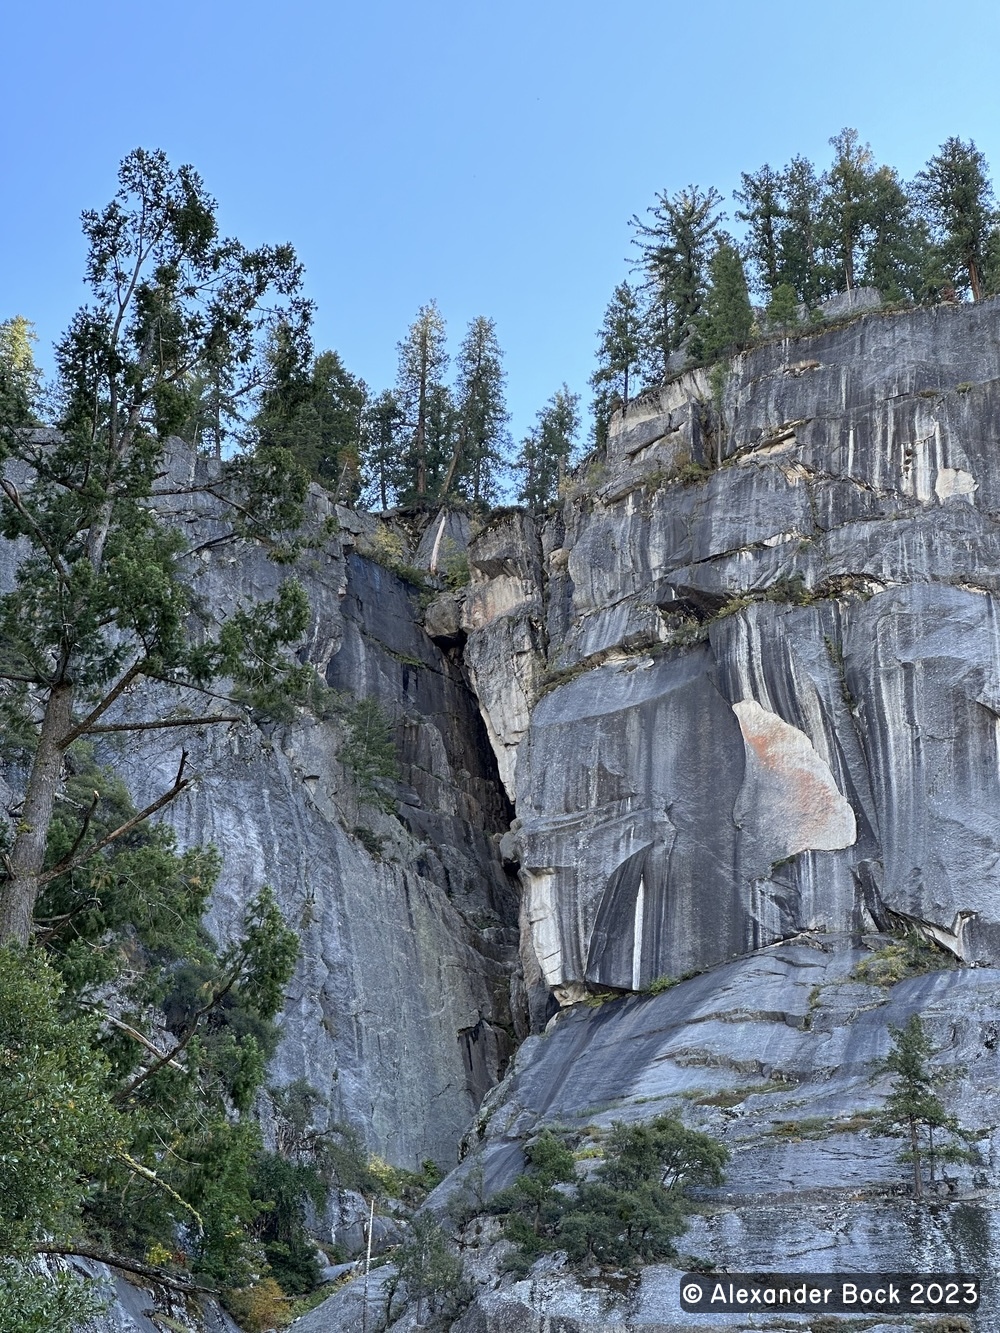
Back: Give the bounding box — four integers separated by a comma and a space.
82, 713, 242, 735
32, 1243, 213, 1294
61, 660, 145, 748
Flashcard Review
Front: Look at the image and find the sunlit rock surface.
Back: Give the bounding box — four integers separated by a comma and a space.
462, 300, 1000, 1003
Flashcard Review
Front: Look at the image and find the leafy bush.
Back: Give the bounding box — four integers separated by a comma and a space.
489, 1116, 728, 1271
853, 930, 956, 986
0, 1265, 108, 1333
340, 698, 400, 809
390, 1216, 470, 1324
223, 1277, 292, 1332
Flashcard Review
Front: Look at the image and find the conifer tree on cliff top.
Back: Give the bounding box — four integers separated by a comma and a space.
917, 137, 1000, 302
631, 185, 722, 373
0, 148, 312, 944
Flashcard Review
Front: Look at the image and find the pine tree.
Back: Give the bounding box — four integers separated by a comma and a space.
441, 316, 510, 505
916, 137, 999, 301
309, 351, 368, 499
361, 389, 404, 511
590, 282, 647, 448
0, 316, 40, 425
876, 1014, 969, 1198
734, 164, 785, 297
255, 331, 367, 499
632, 186, 723, 373
394, 301, 450, 502
696, 239, 754, 360
777, 156, 829, 307
766, 282, 800, 334
819, 128, 878, 292
861, 166, 925, 302
0, 149, 311, 945
516, 386, 580, 508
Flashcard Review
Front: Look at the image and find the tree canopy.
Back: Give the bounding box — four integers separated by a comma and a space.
0, 148, 312, 945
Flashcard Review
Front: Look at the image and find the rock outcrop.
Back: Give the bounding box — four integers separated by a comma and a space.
0, 448, 522, 1171
463, 299, 1000, 1007
17, 298, 1000, 1330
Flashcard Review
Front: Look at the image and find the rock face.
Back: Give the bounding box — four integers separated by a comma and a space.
16, 298, 1000, 1330
315, 936, 1000, 1331
0, 456, 521, 1171
463, 299, 1000, 1006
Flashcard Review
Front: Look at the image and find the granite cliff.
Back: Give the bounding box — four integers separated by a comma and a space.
315, 297, 1000, 1329
14, 297, 1000, 1329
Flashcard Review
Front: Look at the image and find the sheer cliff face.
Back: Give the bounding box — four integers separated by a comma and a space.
6, 451, 522, 1172
126, 546, 519, 1167
463, 300, 1000, 1007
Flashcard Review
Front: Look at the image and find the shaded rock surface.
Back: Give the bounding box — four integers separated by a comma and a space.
0, 457, 521, 1170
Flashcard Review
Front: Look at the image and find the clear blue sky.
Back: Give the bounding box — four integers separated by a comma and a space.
4, 0, 1000, 453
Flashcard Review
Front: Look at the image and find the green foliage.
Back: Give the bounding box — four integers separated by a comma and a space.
0, 148, 313, 946
443, 316, 510, 506
360, 389, 404, 511
393, 301, 451, 504
249, 1153, 324, 1295
439, 540, 471, 590
254, 321, 367, 501
874, 1014, 973, 1198
852, 931, 957, 987
590, 281, 648, 448
340, 697, 399, 808
392, 1215, 470, 1324
489, 1117, 727, 1272
766, 283, 800, 333
643, 975, 679, 996
0, 1264, 108, 1333
631, 185, 723, 373
0, 946, 121, 1252
223, 1277, 292, 1332
737, 134, 925, 307
516, 385, 581, 507
696, 239, 754, 360
0, 316, 40, 427
916, 137, 999, 301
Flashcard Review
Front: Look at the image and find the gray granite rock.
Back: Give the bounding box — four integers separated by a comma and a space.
463, 297, 1000, 1000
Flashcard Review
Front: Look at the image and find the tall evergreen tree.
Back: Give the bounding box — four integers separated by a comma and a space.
441, 315, 510, 505
516, 385, 580, 508
819, 128, 878, 292
916, 137, 999, 301
255, 333, 367, 498
734, 164, 785, 297
696, 239, 755, 360
0, 148, 311, 944
590, 282, 647, 448
0, 316, 40, 424
876, 1014, 970, 1198
861, 166, 925, 302
632, 186, 723, 373
361, 389, 404, 511
309, 350, 368, 499
395, 301, 450, 502
777, 156, 828, 307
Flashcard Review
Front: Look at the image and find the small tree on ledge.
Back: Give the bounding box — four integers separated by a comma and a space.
875, 1013, 972, 1199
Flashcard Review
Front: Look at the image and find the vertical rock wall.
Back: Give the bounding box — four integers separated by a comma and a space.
462, 299, 1000, 1005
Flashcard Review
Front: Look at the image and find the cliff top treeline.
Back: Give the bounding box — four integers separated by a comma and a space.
5, 132, 1000, 522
